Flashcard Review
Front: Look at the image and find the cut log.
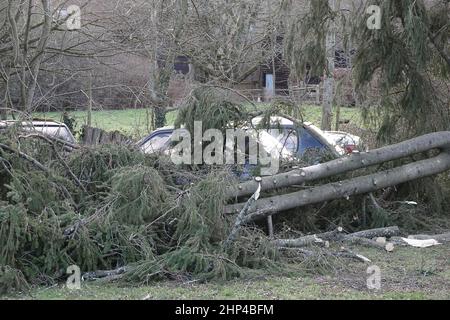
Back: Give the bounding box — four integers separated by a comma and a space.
82, 267, 128, 281
225, 152, 450, 222
228, 132, 450, 199
375, 237, 387, 244
272, 227, 343, 248
279, 247, 370, 263
389, 237, 411, 246
390, 234, 449, 247
385, 243, 395, 252
274, 227, 397, 251
348, 227, 400, 239
274, 235, 327, 248
340, 236, 395, 252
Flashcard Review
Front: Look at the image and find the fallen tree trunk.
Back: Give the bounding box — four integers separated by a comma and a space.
227, 132, 450, 199
341, 236, 394, 252
280, 247, 371, 263
273, 227, 398, 251
82, 267, 128, 282
225, 151, 450, 222
273, 227, 344, 248
347, 226, 400, 239
272, 227, 344, 248
273, 235, 329, 248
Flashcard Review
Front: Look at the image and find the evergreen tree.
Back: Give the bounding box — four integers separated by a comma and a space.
353, 0, 450, 142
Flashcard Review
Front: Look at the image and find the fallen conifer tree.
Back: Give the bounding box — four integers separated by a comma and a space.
1, 121, 450, 294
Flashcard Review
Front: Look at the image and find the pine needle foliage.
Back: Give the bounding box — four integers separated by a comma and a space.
0, 133, 283, 292
283, 0, 333, 79
125, 172, 280, 283
68, 144, 147, 193
175, 87, 248, 134
352, 0, 450, 143
103, 165, 172, 225
0, 266, 29, 295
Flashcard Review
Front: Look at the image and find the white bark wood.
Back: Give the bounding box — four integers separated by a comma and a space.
228, 132, 450, 199
225, 151, 450, 222
407, 233, 450, 243
273, 227, 398, 251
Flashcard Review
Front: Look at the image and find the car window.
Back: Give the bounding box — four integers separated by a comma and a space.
298, 128, 327, 155
258, 128, 299, 158
141, 132, 172, 153
25, 126, 75, 143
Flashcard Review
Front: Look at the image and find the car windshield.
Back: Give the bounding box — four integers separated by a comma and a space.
257, 128, 299, 158
141, 132, 172, 153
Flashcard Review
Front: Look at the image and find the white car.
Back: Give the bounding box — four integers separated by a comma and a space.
0, 120, 77, 145
138, 116, 362, 159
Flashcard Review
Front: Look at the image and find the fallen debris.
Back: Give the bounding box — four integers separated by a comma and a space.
347, 226, 400, 239
273, 227, 343, 248
273, 226, 398, 252
1, 124, 450, 293
400, 238, 442, 248
407, 232, 450, 243
228, 132, 450, 199
340, 236, 395, 252
225, 152, 450, 221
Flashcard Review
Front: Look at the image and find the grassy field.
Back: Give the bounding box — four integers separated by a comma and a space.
34, 108, 178, 139
34, 105, 363, 139
3, 245, 449, 300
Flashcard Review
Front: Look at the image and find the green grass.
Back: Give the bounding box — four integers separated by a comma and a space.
4, 245, 449, 300
34, 109, 178, 139
33, 105, 362, 139
300, 105, 362, 129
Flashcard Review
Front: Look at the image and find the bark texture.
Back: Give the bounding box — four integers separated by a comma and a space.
228, 132, 450, 199
225, 151, 450, 222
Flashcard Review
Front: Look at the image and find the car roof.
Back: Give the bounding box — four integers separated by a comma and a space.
251, 116, 295, 127
0, 120, 68, 127
153, 126, 176, 131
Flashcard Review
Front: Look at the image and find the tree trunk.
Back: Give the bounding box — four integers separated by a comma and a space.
228, 131, 450, 199
150, 61, 172, 129
225, 151, 450, 222
23, 0, 52, 112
